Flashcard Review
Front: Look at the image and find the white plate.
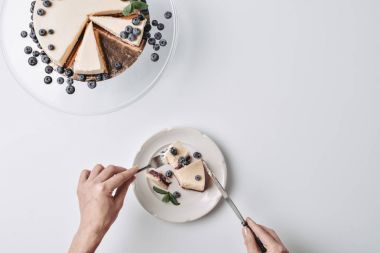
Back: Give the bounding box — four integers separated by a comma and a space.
133, 127, 228, 223
0, 0, 177, 115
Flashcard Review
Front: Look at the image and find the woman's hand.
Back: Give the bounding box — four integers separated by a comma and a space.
69, 165, 138, 253
243, 217, 289, 253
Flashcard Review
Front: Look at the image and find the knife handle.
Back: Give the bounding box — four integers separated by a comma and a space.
243, 222, 267, 253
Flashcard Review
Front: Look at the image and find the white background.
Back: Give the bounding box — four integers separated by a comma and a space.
0, 0, 379, 252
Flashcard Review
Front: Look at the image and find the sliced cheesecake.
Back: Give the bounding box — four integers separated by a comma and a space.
90, 16, 147, 48
73, 22, 106, 75
173, 160, 206, 192
146, 169, 171, 190
33, 0, 130, 66
163, 141, 189, 168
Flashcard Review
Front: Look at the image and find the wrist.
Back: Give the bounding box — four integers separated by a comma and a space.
69, 226, 105, 253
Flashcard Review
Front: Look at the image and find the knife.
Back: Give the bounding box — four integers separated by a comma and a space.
203, 161, 267, 253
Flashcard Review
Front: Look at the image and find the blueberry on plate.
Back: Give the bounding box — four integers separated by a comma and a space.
173, 191, 181, 198
57, 77, 64, 84
153, 44, 160, 51
24, 46, 33, 54
195, 175, 202, 181
78, 74, 86, 82
151, 20, 158, 26
41, 55, 51, 64
45, 65, 53, 74
67, 78, 74, 85
65, 68, 73, 77
164, 11, 172, 19
193, 152, 202, 159
44, 76, 52, 84
151, 53, 159, 62
21, 31, 28, 38
165, 170, 173, 178
157, 23, 165, 31
144, 24, 152, 32
32, 51, 40, 57
143, 32, 151, 39
57, 66, 65, 74
170, 147, 178, 156
87, 80, 97, 89
154, 32, 162, 40
148, 38, 156, 45
66, 85, 75, 95
96, 74, 103, 82
28, 57, 38, 66
159, 39, 167, 47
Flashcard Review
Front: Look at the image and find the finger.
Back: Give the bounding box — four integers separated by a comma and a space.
96, 165, 126, 182
114, 176, 136, 207
104, 167, 138, 191
242, 227, 260, 253
246, 218, 277, 247
88, 164, 105, 180
260, 225, 283, 244
79, 169, 91, 183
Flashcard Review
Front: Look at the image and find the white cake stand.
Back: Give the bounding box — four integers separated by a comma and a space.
0, 0, 177, 115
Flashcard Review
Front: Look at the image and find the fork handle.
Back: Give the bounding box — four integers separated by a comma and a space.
137, 165, 150, 174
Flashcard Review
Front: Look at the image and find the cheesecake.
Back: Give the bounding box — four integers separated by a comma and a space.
173, 160, 206, 192
73, 22, 106, 75
163, 141, 206, 192
32, 0, 147, 81
146, 169, 171, 190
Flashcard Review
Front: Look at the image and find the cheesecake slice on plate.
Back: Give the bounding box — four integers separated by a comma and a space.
174, 160, 206, 192
146, 169, 171, 190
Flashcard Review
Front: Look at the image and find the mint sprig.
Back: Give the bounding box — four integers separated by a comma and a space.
123, 0, 149, 16
152, 186, 181, 206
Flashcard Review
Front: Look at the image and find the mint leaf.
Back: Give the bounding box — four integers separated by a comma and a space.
168, 193, 180, 206
153, 186, 168, 195
131, 1, 149, 10
123, 4, 134, 16
162, 194, 170, 203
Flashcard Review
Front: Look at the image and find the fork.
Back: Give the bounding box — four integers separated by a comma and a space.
137, 154, 167, 173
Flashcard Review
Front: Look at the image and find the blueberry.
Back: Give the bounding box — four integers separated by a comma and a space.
24, 46, 33, 54
30, 6, 34, 13
87, 80, 97, 89
67, 78, 74, 85
125, 25, 133, 34
159, 39, 167, 47
114, 62, 122, 70
151, 53, 159, 62
31, 1, 36, 7
65, 68, 73, 77
78, 74, 86, 82
41, 55, 50, 64
102, 73, 110, 80
132, 17, 140, 25
44, 76, 52, 84
152, 20, 158, 26
183, 156, 191, 165
173, 191, 181, 198
157, 23, 165, 31
28, 57, 38, 66
21, 31, 28, 38
29, 22, 34, 29
29, 32, 36, 40
143, 32, 151, 39
153, 44, 160, 51
48, 44, 55, 50
39, 29, 47, 36
120, 31, 128, 39
43, 1, 52, 7
128, 33, 136, 41
165, 170, 173, 178
96, 74, 103, 82
144, 24, 152, 32
195, 175, 202, 181
193, 152, 202, 159
148, 38, 156, 45
154, 32, 162, 40
33, 39, 39, 44
66, 85, 75, 95
48, 29, 54, 34
40, 50, 46, 56
165, 11, 172, 19
57, 66, 65, 74
132, 28, 141, 35
57, 77, 64, 84
170, 147, 178, 156
37, 9, 45, 16
45, 65, 53, 74
37, 43, 42, 49
138, 14, 145, 21
32, 51, 40, 57
178, 156, 186, 166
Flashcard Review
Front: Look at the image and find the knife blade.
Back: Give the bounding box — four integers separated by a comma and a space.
203, 161, 267, 253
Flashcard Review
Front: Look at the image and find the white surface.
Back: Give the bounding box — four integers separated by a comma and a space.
0, 0, 379, 252
133, 128, 227, 223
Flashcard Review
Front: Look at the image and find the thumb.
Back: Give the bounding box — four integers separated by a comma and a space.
243, 227, 261, 253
